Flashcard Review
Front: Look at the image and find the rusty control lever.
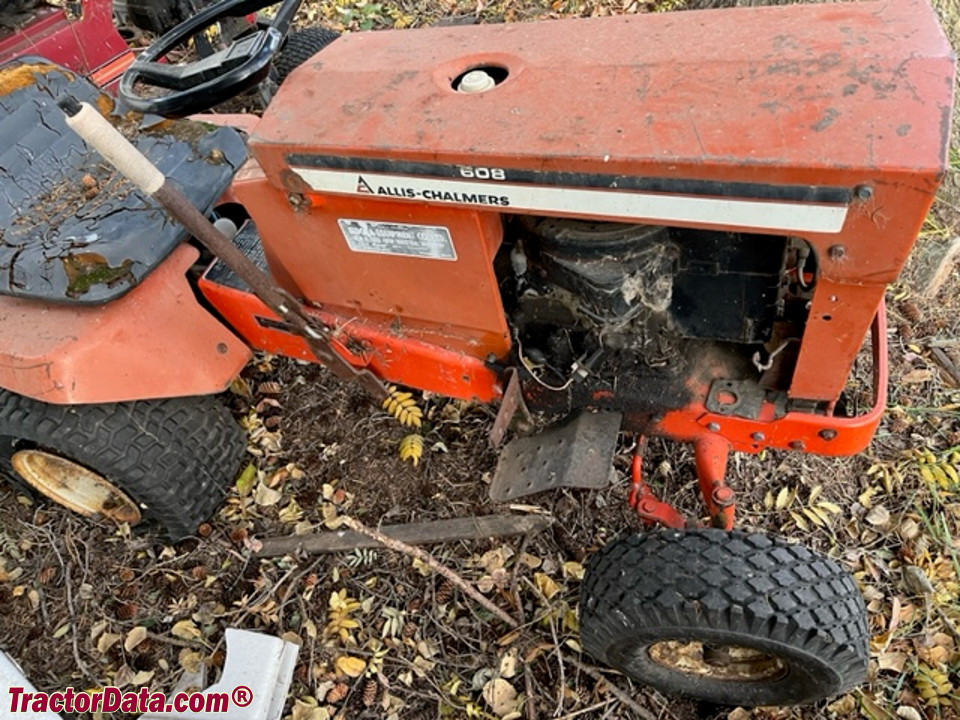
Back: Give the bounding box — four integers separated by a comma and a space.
57, 95, 388, 401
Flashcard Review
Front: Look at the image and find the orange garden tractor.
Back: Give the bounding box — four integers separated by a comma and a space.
0, 0, 953, 707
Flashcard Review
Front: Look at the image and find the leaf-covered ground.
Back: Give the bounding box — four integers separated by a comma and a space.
1, 1, 960, 719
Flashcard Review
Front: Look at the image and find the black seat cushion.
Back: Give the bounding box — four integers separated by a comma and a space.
0, 58, 247, 304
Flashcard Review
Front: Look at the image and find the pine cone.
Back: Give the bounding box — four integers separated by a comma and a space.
897, 322, 914, 340
435, 579, 454, 605
362, 678, 378, 707
326, 682, 349, 704
401, 621, 417, 640
900, 300, 922, 324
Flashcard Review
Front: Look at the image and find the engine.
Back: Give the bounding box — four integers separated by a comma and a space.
498, 218, 797, 421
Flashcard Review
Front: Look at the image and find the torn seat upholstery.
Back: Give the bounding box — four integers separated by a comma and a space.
0, 58, 246, 304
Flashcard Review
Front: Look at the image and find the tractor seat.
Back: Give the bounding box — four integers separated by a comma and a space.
0, 58, 246, 304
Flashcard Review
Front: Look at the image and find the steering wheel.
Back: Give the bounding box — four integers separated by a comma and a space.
118, 0, 302, 117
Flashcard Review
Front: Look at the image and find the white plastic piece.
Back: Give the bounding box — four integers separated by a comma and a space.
139, 630, 299, 720
457, 69, 496, 93
213, 217, 239, 241
0, 650, 63, 719
64, 102, 166, 195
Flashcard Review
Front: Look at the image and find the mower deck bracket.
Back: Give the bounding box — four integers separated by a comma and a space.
489, 368, 533, 449
705, 379, 787, 421
489, 410, 621, 502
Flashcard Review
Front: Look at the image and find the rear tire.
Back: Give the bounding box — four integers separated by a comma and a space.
580, 529, 868, 706
273, 26, 340, 83
0, 389, 245, 541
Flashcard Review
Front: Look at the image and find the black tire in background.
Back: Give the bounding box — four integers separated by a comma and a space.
0, 389, 245, 541
580, 529, 869, 707
273, 26, 341, 83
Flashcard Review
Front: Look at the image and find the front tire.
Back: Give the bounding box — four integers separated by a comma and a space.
0, 389, 245, 541
580, 529, 868, 707
273, 26, 341, 83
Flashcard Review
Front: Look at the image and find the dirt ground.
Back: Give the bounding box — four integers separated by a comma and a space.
1, 0, 960, 719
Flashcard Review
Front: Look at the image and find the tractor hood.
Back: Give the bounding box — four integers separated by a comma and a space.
250, 0, 954, 199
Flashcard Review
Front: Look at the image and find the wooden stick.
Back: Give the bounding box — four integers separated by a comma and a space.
920, 236, 960, 299
930, 346, 960, 387
337, 516, 521, 628
256, 514, 552, 558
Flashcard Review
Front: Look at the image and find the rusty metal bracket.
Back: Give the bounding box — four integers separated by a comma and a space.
489, 368, 532, 449
705, 379, 787, 420
694, 435, 735, 530
627, 439, 686, 529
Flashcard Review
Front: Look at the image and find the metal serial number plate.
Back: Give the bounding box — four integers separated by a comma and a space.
337, 219, 456, 260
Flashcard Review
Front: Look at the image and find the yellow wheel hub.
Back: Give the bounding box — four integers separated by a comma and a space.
11, 450, 141, 525
648, 641, 787, 682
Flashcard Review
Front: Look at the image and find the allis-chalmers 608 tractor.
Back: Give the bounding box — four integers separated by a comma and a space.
0, 0, 953, 707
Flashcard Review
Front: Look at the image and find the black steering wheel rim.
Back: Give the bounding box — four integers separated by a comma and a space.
119, 0, 301, 117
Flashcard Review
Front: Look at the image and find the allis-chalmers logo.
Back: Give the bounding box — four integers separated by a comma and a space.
355, 175, 510, 206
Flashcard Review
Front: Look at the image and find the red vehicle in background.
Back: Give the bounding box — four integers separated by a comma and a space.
0, 0, 241, 89
1, 0, 132, 87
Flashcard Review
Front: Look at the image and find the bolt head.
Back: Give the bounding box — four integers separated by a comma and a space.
855, 184, 873, 200
818, 428, 838, 441
707, 422, 721, 432
750, 431, 765, 442
828, 244, 846, 260
712, 486, 735, 505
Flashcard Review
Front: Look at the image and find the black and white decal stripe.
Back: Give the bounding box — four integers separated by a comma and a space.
289, 158, 851, 234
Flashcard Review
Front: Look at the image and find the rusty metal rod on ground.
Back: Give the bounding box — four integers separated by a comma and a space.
56, 95, 387, 400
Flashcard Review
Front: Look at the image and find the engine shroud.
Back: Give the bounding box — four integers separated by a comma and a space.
525, 219, 787, 345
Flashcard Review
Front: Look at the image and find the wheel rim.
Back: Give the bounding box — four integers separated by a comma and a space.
11, 450, 141, 525
648, 641, 788, 682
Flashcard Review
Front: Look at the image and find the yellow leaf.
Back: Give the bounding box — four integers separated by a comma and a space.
171, 619, 201, 641
534, 572, 560, 601
809, 485, 823, 504
124, 626, 148, 652
235, 463, 257, 497
789, 510, 809, 531
335, 655, 367, 678
562, 561, 585, 580
801, 507, 826, 527
775, 486, 791, 510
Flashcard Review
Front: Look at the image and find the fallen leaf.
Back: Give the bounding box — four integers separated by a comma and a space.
132, 670, 155, 686
901, 368, 934, 384
171, 619, 202, 642
235, 463, 257, 497
254, 482, 282, 507
51, 623, 70, 639
97, 632, 122, 654
335, 655, 366, 678
482, 678, 518, 717
534, 572, 560, 601
124, 626, 148, 652
499, 648, 519, 679
878, 651, 908, 673
562, 561, 585, 580
866, 504, 891, 528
